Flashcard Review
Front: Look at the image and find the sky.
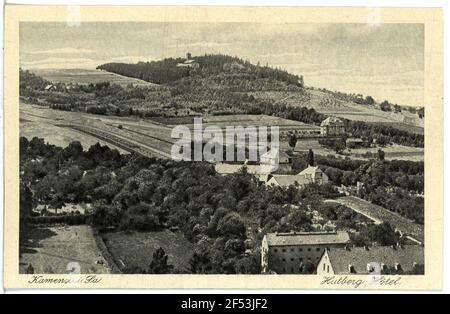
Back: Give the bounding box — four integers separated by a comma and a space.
20, 22, 424, 106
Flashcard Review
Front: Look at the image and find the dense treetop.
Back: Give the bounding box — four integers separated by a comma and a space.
97, 54, 304, 88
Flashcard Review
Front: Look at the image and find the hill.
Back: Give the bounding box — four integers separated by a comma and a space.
97, 53, 423, 131
20, 53, 424, 147
97, 54, 304, 90
249, 88, 424, 133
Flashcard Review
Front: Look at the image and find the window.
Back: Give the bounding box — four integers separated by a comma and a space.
290, 258, 294, 262
282, 249, 286, 252
307, 248, 311, 252
273, 249, 278, 253
290, 248, 294, 252
291, 268, 294, 273
323, 264, 326, 271
299, 248, 303, 252
327, 265, 330, 273
299, 258, 303, 262
282, 258, 286, 262
283, 268, 286, 272
316, 248, 321, 252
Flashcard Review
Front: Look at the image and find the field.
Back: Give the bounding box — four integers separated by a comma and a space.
19, 225, 111, 274
20, 103, 173, 157
329, 196, 424, 244
290, 138, 423, 161
20, 115, 128, 153
33, 69, 156, 87
151, 114, 321, 136
249, 89, 425, 132
101, 230, 194, 272
21, 103, 325, 159
348, 144, 424, 161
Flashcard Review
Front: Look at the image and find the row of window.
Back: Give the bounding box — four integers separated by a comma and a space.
273, 247, 322, 253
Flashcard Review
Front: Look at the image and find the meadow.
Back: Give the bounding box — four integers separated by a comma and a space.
249, 89, 425, 131
101, 230, 194, 272
33, 68, 156, 87
20, 104, 128, 153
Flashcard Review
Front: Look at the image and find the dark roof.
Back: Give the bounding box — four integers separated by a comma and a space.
326, 245, 424, 274
265, 231, 350, 247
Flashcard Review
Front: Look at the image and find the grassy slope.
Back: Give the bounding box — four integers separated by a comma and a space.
102, 230, 193, 272
249, 89, 424, 132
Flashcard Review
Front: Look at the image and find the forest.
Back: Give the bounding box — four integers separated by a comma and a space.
19, 137, 406, 274
303, 154, 424, 224
97, 54, 303, 88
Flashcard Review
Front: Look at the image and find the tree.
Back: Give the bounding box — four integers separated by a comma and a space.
325, 167, 343, 186
417, 107, 424, 119
380, 100, 392, 112
370, 222, 398, 246
307, 149, 314, 166
364, 96, 375, 105
217, 212, 246, 238
287, 210, 312, 231
20, 184, 33, 232
64, 141, 83, 159
148, 247, 174, 274
288, 134, 297, 149
378, 149, 385, 161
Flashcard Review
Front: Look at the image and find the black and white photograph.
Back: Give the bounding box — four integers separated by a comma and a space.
3, 5, 444, 290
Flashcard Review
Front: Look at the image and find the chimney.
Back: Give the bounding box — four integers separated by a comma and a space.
186, 52, 192, 60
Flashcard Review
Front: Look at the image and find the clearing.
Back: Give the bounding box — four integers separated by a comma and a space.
101, 229, 194, 272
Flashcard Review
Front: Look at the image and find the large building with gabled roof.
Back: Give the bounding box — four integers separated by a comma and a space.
320, 116, 345, 136
266, 165, 329, 188
261, 231, 350, 274
316, 245, 424, 275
